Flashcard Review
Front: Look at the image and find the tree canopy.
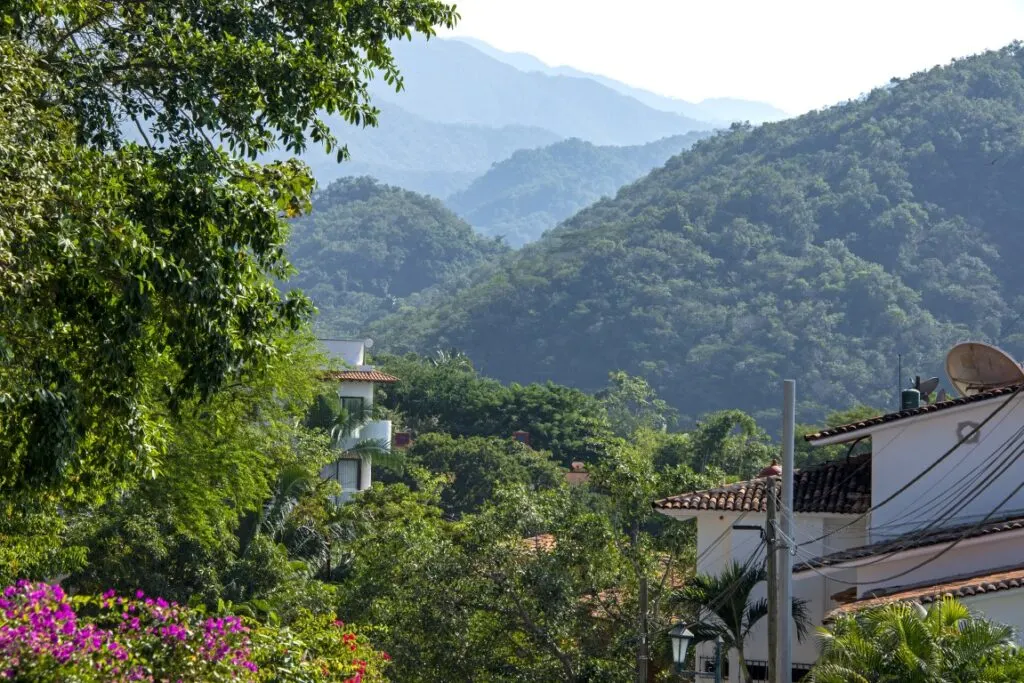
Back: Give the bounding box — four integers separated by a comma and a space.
287, 177, 507, 337
446, 133, 711, 246
0, 0, 457, 496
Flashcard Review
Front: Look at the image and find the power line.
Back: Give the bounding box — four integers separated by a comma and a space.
782, 423, 1024, 578
789, 442, 1024, 588
795, 386, 1023, 549
781, 424, 1024, 557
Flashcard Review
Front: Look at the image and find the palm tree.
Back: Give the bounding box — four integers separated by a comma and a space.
304, 390, 404, 471
672, 560, 810, 683
810, 597, 1014, 683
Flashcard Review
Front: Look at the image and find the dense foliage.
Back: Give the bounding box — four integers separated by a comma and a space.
287, 177, 508, 337
374, 43, 1024, 424
811, 598, 1019, 683
447, 133, 711, 246
1, 0, 456, 497
375, 352, 616, 466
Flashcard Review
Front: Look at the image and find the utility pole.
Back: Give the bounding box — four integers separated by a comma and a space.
767, 484, 778, 683
637, 575, 648, 683
779, 379, 796, 683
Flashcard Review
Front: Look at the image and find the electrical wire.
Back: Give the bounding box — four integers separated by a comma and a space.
779, 424, 1024, 573
793, 386, 1024, 548
686, 538, 768, 625
788, 439, 1024, 587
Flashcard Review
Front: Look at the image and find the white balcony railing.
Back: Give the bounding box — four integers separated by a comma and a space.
335, 419, 392, 453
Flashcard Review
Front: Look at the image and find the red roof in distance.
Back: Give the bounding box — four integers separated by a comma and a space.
321, 370, 399, 383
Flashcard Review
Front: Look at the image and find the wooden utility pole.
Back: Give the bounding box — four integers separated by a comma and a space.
638, 575, 648, 683
767, 484, 778, 683
779, 379, 796, 683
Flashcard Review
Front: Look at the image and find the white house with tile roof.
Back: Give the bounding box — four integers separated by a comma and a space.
319, 339, 398, 502
655, 456, 871, 681
656, 345, 1024, 681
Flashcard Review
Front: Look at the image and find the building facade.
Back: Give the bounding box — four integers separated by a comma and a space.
319, 339, 397, 502
656, 379, 1024, 681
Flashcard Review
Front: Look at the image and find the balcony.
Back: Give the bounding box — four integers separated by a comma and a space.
335, 419, 392, 452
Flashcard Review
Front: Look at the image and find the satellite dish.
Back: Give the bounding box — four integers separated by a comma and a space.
945, 342, 1024, 397
364, 338, 374, 350
914, 375, 940, 398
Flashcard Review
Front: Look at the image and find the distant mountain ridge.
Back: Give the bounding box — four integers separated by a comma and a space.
370, 38, 713, 146
446, 132, 712, 245
453, 37, 789, 124
295, 102, 561, 197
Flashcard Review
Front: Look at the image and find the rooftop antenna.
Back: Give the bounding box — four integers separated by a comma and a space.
914, 375, 940, 403
945, 342, 1024, 397
897, 353, 902, 409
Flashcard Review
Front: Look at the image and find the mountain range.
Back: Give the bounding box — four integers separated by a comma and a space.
357, 43, 1024, 424
300, 37, 782, 200
453, 37, 789, 125
298, 102, 560, 198
446, 132, 712, 245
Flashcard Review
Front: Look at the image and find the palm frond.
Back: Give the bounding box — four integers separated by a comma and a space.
791, 597, 811, 642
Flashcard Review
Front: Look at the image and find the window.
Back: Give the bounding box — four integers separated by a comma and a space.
340, 396, 365, 418
337, 459, 360, 493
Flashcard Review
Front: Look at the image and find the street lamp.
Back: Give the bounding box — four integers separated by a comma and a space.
668, 623, 724, 683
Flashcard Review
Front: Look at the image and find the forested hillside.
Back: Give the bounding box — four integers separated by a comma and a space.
446, 132, 712, 245
373, 43, 1024, 424
287, 178, 507, 336
372, 38, 712, 145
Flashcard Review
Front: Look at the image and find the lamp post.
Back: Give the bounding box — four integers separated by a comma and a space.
668, 624, 724, 683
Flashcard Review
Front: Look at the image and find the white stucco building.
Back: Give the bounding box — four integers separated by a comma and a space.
656, 362, 1024, 681
319, 339, 397, 502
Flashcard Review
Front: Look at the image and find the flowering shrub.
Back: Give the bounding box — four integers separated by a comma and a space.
0, 581, 387, 682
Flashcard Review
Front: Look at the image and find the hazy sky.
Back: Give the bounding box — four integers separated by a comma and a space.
441, 0, 1024, 114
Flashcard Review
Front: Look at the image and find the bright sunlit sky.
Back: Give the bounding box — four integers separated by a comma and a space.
441, 0, 1024, 114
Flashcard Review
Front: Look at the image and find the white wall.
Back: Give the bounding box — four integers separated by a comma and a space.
338, 381, 375, 408
963, 590, 1024, 644
688, 511, 869, 679
853, 530, 1024, 596
322, 339, 364, 367
322, 381, 388, 499
869, 394, 1024, 537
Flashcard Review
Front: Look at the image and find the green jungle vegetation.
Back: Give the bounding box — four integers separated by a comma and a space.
447, 132, 712, 246
7, 0, 1024, 678
287, 177, 509, 337
373, 43, 1024, 425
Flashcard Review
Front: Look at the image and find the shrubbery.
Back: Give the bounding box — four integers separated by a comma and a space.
0, 582, 387, 682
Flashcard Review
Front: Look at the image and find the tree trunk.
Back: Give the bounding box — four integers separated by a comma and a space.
736, 643, 753, 683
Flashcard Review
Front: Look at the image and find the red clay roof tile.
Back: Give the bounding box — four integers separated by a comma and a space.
804, 385, 1022, 442
321, 370, 399, 383
653, 454, 871, 515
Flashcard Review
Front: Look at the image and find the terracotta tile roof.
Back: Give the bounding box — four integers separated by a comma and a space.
321, 370, 399, 383
804, 385, 1022, 443
827, 565, 1024, 619
652, 454, 871, 515
521, 534, 558, 553
795, 513, 1024, 572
